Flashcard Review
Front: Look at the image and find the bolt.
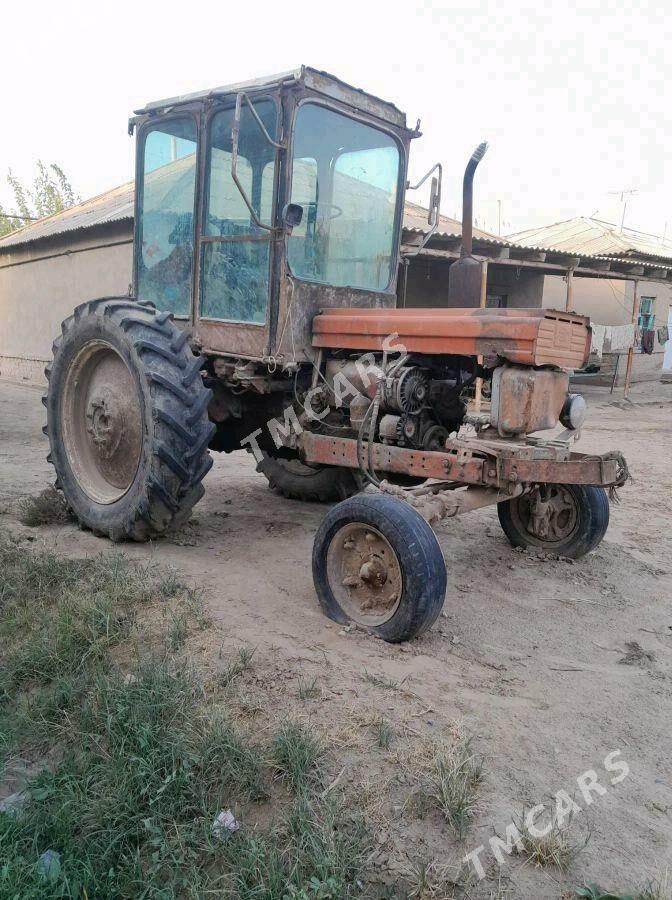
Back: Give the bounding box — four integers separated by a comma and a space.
488, 469, 496, 478
364, 532, 376, 543
343, 539, 355, 550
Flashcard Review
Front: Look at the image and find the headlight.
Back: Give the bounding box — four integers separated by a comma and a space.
560, 393, 587, 430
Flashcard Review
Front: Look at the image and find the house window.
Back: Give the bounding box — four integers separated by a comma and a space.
638, 297, 655, 330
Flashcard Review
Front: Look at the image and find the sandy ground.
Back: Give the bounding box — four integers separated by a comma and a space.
1, 377, 671, 898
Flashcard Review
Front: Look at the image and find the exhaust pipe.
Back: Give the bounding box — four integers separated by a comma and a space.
447, 141, 489, 307
461, 141, 488, 257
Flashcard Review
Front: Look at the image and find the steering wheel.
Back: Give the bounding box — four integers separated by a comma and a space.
296, 200, 343, 221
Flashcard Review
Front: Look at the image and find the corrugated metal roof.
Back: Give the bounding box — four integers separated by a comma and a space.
0, 180, 134, 251
508, 216, 672, 263
2, 186, 502, 251
5, 184, 668, 276
402, 201, 509, 246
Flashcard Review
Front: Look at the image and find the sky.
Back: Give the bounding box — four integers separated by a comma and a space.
2, 0, 671, 239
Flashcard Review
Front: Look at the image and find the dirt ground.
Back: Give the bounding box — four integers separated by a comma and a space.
1, 376, 671, 898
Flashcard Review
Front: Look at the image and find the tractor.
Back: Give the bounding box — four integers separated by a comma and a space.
43, 67, 628, 642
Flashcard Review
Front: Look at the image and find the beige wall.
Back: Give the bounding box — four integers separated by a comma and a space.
542, 273, 672, 330
0, 223, 133, 382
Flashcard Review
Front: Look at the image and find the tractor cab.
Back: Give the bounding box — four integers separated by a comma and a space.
130, 66, 416, 361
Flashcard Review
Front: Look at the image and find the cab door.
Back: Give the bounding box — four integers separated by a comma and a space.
135, 114, 200, 318
194, 97, 280, 359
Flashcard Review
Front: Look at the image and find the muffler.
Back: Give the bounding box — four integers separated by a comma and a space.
447, 142, 488, 307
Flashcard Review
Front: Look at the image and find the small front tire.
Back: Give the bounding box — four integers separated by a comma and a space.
312, 494, 447, 642
497, 483, 609, 559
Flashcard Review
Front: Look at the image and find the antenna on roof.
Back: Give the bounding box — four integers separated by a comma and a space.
608, 188, 638, 233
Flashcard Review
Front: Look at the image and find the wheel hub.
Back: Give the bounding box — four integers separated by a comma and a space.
86, 390, 125, 459
60, 342, 144, 504
526, 485, 578, 542
327, 523, 402, 626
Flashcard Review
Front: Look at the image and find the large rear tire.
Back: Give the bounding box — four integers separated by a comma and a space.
257, 453, 363, 502
43, 297, 214, 541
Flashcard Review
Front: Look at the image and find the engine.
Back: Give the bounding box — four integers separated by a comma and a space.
323, 355, 476, 451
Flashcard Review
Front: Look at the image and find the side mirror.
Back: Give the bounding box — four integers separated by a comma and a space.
282, 202, 304, 230
428, 176, 440, 226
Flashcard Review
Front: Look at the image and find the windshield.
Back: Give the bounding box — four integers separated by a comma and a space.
287, 103, 401, 292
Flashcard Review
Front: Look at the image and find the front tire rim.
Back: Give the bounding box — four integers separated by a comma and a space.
326, 523, 403, 626
60, 341, 144, 504
512, 484, 579, 545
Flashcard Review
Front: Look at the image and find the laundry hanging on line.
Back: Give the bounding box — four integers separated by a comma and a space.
641, 329, 655, 354
608, 324, 636, 352
590, 323, 606, 358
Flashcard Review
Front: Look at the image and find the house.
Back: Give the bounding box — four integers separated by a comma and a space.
2, 185, 670, 387
508, 217, 672, 384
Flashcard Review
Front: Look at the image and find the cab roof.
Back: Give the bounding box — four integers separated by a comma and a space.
134, 66, 408, 130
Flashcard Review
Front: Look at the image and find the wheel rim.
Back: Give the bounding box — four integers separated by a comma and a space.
60, 341, 144, 504
512, 484, 579, 546
326, 523, 403, 626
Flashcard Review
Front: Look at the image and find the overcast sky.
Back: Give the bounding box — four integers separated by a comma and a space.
3, 0, 671, 239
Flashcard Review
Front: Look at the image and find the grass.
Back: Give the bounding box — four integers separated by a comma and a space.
0, 538, 370, 898
16, 486, 72, 527
363, 670, 408, 691
425, 736, 484, 839
218, 646, 256, 687
515, 808, 589, 870
272, 721, 322, 791
297, 677, 321, 700
165, 607, 188, 651
575, 870, 671, 899
373, 716, 394, 750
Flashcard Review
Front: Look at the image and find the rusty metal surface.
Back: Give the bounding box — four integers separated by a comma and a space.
196, 319, 269, 359
276, 277, 398, 360
490, 367, 569, 437
135, 66, 408, 130
312, 307, 591, 369
301, 431, 485, 482
498, 455, 620, 486
380, 482, 525, 524
300, 431, 622, 488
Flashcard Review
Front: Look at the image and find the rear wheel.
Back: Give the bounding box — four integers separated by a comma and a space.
312, 494, 447, 642
497, 483, 609, 559
43, 297, 214, 541
257, 453, 363, 502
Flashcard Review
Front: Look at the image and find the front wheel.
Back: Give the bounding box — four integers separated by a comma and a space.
497, 483, 609, 559
312, 494, 447, 642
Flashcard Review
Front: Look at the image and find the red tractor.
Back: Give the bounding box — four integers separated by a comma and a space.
43, 67, 627, 641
